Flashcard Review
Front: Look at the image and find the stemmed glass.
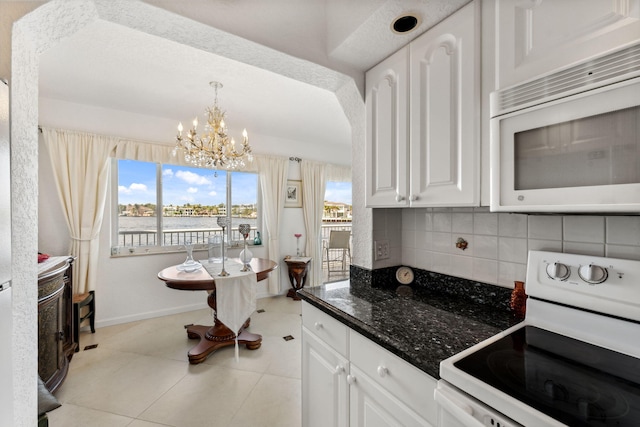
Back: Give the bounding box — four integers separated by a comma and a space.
295, 233, 302, 256
239, 224, 252, 271
216, 216, 230, 276
184, 240, 196, 265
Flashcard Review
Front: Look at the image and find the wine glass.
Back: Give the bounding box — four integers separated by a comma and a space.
216, 216, 230, 276
238, 224, 253, 271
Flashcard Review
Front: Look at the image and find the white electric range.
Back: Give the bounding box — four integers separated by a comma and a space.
436, 250, 640, 426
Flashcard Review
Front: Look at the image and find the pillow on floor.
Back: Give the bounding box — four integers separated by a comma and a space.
37, 376, 61, 416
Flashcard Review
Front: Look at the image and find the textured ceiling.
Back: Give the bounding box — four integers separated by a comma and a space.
35, 0, 470, 156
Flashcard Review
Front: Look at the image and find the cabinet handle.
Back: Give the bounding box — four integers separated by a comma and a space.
346, 374, 356, 385
395, 193, 405, 202
377, 365, 388, 378
335, 365, 345, 375
58, 331, 64, 341
314, 321, 323, 330
410, 195, 418, 202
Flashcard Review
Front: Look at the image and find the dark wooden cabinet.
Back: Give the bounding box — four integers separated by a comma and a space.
38, 256, 75, 392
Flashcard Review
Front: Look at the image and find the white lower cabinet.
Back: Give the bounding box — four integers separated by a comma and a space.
302, 302, 437, 427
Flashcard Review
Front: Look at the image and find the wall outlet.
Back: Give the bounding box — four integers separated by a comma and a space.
374, 240, 390, 260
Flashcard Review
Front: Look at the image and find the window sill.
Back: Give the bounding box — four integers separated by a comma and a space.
110, 243, 262, 258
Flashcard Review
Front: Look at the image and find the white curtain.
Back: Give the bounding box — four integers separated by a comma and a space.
326, 164, 351, 182
301, 160, 326, 287
42, 128, 117, 294
255, 156, 288, 294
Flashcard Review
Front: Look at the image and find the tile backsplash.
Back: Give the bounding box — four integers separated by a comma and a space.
372, 207, 640, 288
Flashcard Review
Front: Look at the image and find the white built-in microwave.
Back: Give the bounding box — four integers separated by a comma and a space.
490, 44, 640, 212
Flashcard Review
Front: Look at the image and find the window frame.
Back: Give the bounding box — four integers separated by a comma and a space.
110, 158, 262, 256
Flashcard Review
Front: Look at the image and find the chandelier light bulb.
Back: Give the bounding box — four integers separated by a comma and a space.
193, 117, 198, 129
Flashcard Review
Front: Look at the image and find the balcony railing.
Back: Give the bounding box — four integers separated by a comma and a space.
117, 227, 259, 248
117, 223, 352, 249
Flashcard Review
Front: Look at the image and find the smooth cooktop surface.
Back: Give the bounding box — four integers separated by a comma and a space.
455, 326, 640, 426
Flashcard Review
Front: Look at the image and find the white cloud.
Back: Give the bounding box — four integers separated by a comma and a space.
175, 170, 211, 186
187, 187, 198, 194
163, 169, 174, 177
118, 183, 148, 194
208, 190, 218, 196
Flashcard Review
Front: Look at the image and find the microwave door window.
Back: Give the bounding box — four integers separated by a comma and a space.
514, 105, 640, 191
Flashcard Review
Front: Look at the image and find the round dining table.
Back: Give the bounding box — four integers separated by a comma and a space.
158, 258, 277, 364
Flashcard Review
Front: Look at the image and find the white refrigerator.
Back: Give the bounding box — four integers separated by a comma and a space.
0, 79, 13, 424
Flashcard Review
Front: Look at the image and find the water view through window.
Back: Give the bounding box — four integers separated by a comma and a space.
114, 159, 352, 251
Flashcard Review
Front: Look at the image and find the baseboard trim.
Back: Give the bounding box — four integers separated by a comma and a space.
95, 302, 208, 328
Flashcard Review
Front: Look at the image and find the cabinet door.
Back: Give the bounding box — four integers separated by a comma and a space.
302, 327, 349, 427
38, 289, 64, 389
495, 0, 640, 89
409, 1, 479, 206
366, 47, 410, 207
349, 366, 432, 427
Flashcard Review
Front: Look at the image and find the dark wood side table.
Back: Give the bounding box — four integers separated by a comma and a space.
157, 258, 277, 364
283, 256, 312, 300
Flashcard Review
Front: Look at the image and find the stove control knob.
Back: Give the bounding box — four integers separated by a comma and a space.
546, 262, 571, 281
578, 264, 608, 284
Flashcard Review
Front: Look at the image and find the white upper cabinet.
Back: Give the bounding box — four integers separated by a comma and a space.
365, 1, 479, 208
365, 47, 410, 207
494, 0, 640, 89
409, 1, 479, 207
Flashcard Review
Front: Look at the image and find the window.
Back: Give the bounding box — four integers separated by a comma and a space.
322, 180, 352, 242
323, 181, 352, 222
113, 159, 260, 253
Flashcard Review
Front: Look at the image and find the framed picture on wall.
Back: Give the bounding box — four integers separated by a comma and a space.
285, 180, 302, 208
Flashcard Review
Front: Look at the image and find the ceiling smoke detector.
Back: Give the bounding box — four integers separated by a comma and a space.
391, 14, 421, 34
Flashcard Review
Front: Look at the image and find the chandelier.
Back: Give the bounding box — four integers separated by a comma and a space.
173, 81, 253, 169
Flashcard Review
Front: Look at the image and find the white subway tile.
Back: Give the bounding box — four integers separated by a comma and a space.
432, 232, 452, 253
415, 249, 432, 271
528, 215, 562, 240
498, 237, 528, 263
402, 208, 416, 230
472, 258, 498, 285
606, 216, 640, 245
433, 212, 452, 232
563, 216, 604, 243
431, 252, 451, 275
474, 235, 498, 259
498, 261, 527, 287
423, 211, 433, 231
402, 228, 416, 249
415, 231, 432, 251
452, 212, 474, 233
499, 213, 528, 238
450, 254, 473, 280
563, 242, 605, 257
605, 244, 640, 260
414, 208, 427, 231
401, 246, 416, 267
474, 213, 498, 236
528, 239, 563, 253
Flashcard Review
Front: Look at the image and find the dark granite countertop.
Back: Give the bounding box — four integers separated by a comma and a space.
298, 274, 521, 379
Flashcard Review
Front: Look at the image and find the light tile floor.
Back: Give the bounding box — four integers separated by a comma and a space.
49, 296, 303, 427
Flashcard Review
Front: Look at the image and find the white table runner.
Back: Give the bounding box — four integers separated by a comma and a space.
202, 261, 257, 361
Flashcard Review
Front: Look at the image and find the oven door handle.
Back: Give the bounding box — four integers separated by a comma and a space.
434, 387, 484, 427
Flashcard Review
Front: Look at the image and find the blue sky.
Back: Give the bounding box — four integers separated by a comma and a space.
118, 160, 352, 206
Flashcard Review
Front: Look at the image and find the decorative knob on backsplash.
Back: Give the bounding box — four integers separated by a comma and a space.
510, 281, 527, 319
